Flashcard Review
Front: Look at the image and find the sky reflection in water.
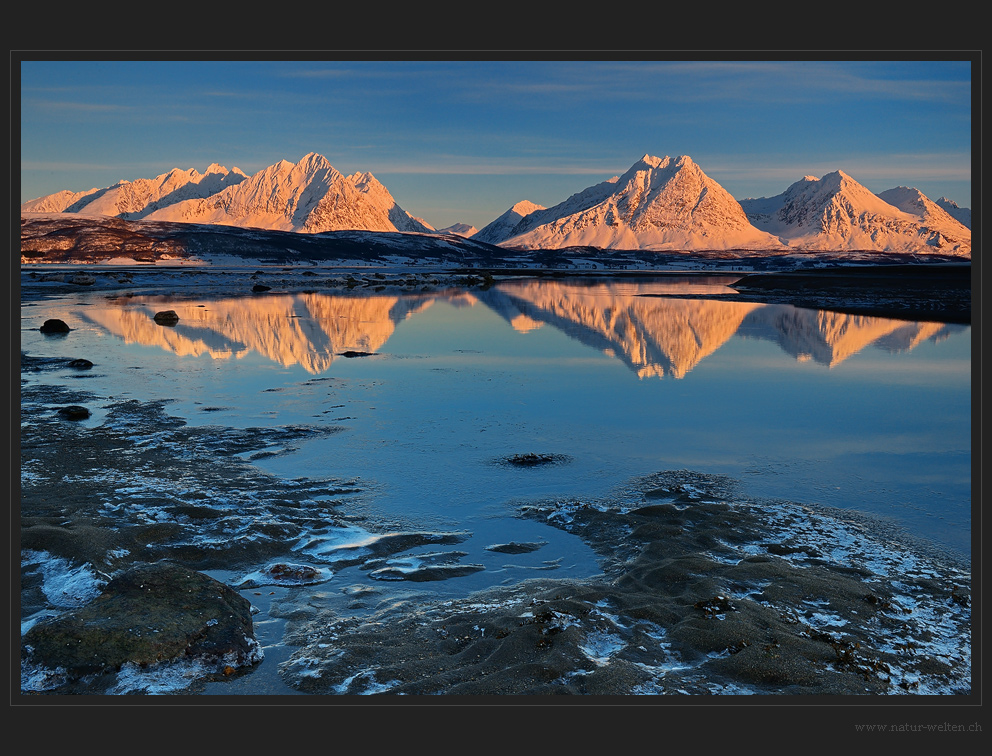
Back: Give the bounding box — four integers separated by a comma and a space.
24, 276, 971, 559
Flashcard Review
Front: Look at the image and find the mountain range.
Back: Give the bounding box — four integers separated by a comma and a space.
21, 152, 972, 256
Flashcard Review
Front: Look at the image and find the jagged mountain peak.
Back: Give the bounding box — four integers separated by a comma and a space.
511, 200, 545, 215
741, 169, 970, 255
435, 223, 478, 237
348, 171, 384, 192
296, 152, 336, 173
473, 201, 547, 245
636, 154, 670, 170
138, 153, 431, 235
485, 153, 785, 252
877, 185, 971, 239
20, 152, 433, 235
934, 196, 971, 229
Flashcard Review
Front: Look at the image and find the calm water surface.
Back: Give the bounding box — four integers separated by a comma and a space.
22, 275, 972, 569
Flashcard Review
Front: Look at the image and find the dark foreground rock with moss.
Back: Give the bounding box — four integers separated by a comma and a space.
21, 561, 263, 694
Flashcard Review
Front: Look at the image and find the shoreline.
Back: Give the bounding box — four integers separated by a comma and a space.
20, 260, 972, 324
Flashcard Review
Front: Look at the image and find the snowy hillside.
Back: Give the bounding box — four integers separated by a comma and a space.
22, 154, 433, 236
435, 223, 478, 237
935, 197, 972, 229
474, 200, 547, 245
143, 153, 434, 234
740, 172, 971, 256
482, 156, 786, 252
876, 186, 972, 242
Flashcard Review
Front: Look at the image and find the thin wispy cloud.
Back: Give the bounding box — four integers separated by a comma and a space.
23, 99, 132, 113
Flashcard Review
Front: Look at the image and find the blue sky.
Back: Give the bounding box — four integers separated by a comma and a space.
19, 57, 973, 230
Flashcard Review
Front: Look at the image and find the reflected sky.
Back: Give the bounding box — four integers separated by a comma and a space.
21, 277, 971, 559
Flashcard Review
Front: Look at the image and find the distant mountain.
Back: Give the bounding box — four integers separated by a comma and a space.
935, 197, 972, 229
740, 172, 971, 255
876, 186, 972, 241
20, 164, 249, 218
21, 151, 973, 256
143, 153, 434, 234
434, 223, 478, 238
474, 201, 546, 245
22, 153, 434, 236
479, 156, 784, 252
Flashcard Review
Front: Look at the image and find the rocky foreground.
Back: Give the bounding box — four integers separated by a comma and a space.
19, 374, 971, 696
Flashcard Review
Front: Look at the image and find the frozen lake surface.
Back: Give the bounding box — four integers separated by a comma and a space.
19, 272, 972, 696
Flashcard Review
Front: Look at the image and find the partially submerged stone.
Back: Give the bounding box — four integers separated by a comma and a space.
57, 405, 91, 421
152, 310, 180, 326
507, 452, 556, 466
39, 319, 71, 334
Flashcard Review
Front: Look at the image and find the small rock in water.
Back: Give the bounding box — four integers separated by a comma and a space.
39, 319, 71, 334
266, 563, 322, 582
485, 541, 548, 554
67, 358, 94, 370
152, 310, 180, 326
252, 284, 271, 292
339, 350, 375, 358
57, 405, 91, 421
507, 453, 556, 466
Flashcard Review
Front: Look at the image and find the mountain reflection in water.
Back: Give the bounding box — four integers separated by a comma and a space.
87, 279, 965, 379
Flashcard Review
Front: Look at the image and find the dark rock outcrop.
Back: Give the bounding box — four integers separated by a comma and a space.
39, 319, 71, 334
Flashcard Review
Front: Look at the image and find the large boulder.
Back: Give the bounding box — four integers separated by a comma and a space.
21, 561, 261, 685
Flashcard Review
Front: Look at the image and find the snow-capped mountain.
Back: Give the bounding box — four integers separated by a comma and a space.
22, 153, 434, 236
20, 164, 249, 219
143, 153, 434, 234
474, 201, 546, 245
935, 197, 971, 229
876, 186, 972, 241
21, 151, 972, 256
478, 156, 786, 252
740, 172, 971, 255
434, 223, 478, 238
